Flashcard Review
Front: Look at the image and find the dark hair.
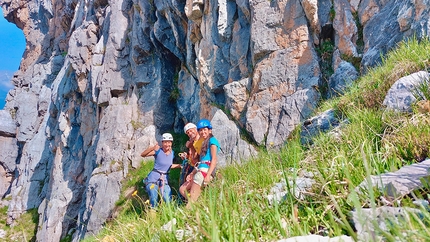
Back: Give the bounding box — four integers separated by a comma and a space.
200, 133, 214, 158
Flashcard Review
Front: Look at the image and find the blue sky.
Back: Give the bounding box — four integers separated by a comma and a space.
0, 8, 25, 109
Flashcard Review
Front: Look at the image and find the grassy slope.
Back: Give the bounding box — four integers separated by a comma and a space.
1, 38, 430, 242
83, 37, 430, 241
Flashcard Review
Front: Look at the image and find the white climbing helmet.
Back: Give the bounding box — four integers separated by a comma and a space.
183, 123, 197, 133
162, 133, 174, 141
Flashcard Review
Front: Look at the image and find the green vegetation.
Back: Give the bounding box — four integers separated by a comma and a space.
0, 207, 38, 242
336, 37, 430, 110
412, 76, 430, 100
130, 120, 145, 130
341, 53, 362, 72
316, 39, 335, 97
81, 37, 430, 241
9, 108, 17, 119
133, 4, 142, 14
169, 73, 181, 103
2, 39, 430, 241
329, 6, 336, 22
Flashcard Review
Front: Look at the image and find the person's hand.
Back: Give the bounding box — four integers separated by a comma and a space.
179, 152, 187, 160
153, 144, 160, 151
186, 174, 191, 181
203, 176, 211, 186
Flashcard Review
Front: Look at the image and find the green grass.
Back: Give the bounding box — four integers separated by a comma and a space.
0, 207, 38, 242
3, 38, 430, 242
81, 37, 430, 241
336, 36, 430, 111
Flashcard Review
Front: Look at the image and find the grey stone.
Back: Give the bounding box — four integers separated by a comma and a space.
72, 171, 123, 241
333, 0, 358, 57
245, 47, 320, 148
351, 206, 423, 242
177, 71, 201, 124
223, 78, 251, 121
360, 1, 430, 71
0, 110, 16, 137
356, 158, 430, 199
328, 61, 359, 98
217, 0, 236, 41
383, 71, 429, 112
14, 91, 39, 142
267, 177, 315, 205
161, 218, 177, 231
0, 136, 18, 172
211, 108, 257, 166
0, 229, 6, 239
317, 0, 333, 31
249, 0, 285, 61
0, 164, 12, 199
228, 14, 251, 82
300, 109, 340, 145
278, 235, 354, 242
301, 0, 321, 44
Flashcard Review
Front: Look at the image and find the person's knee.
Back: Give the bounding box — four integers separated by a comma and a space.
146, 184, 159, 199
179, 185, 185, 194
164, 185, 171, 195
162, 187, 172, 202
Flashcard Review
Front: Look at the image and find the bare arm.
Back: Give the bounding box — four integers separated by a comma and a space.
140, 144, 160, 157
204, 144, 217, 183
171, 163, 181, 169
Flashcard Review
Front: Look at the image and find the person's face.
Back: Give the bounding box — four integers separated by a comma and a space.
186, 128, 198, 140
162, 140, 172, 151
198, 127, 211, 139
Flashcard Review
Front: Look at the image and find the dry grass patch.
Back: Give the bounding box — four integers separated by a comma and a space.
382, 113, 430, 162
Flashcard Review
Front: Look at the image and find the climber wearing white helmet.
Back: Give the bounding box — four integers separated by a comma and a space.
140, 133, 181, 208
178, 122, 205, 202
183, 122, 205, 166
180, 119, 220, 208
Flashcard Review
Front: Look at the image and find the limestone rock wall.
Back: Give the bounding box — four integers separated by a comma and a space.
0, 0, 429, 240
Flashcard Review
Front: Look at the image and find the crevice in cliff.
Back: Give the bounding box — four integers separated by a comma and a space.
14, 141, 24, 166
3, 141, 26, 200
110, 89, 127, 98
316, 23, 335, 100
0, 131, 15, 138
0, 164, 12, 200
94, 0, 109, 9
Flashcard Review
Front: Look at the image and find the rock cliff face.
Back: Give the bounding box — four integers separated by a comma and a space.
0, 0, 429, 240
